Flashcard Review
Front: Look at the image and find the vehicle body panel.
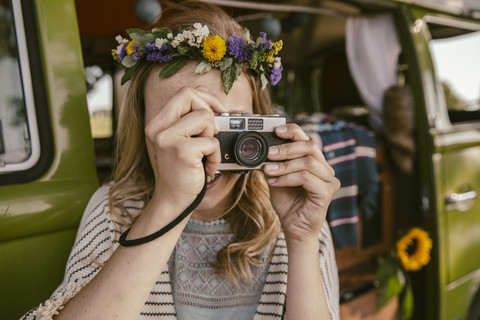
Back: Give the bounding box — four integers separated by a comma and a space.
0, 0, 98, 318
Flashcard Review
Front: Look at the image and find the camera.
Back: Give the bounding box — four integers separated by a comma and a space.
214, 113, 288, 172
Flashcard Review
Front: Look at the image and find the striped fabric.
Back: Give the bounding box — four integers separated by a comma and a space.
21, 185, 339, 320
300, 119, 379, 248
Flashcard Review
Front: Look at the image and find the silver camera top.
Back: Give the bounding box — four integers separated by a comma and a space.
214, 113, 285, 132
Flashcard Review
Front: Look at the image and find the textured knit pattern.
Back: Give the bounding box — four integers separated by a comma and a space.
21, 185, 340, 320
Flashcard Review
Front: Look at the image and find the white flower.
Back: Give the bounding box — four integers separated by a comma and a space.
115, 35, 124, 44
155, 38, 168, 48
171, 33, 185, 48
273, 57, 282, 68
192, 23, 209, 44
115, 44, 124, 55
167, 33, 173, 40
186, 33, 201, 48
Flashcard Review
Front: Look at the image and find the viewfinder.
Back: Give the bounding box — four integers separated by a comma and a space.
229, 118, 245, 130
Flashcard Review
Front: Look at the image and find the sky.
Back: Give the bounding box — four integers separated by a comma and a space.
430, 30, 480, 104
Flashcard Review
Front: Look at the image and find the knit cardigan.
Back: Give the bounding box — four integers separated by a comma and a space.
21, 186, 340, 320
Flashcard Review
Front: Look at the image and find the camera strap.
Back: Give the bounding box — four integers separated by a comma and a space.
118, 159, 208, 247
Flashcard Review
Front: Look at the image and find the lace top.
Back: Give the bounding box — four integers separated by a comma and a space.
168, 219, 272, 319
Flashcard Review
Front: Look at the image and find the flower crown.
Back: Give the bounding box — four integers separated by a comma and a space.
112, 23, 283, 95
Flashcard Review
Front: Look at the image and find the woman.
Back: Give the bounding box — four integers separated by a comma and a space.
23, 1, 340, 319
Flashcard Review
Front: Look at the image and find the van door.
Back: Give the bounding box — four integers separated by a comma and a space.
418, 15, 480, 320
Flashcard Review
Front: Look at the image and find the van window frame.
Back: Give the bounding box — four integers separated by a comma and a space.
0, 0, 53, 185
424, 15, 480, 128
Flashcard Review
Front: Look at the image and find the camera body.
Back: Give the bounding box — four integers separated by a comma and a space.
214, 113, 288, 172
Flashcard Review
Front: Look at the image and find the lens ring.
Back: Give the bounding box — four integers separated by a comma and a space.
233, 131, 269, 168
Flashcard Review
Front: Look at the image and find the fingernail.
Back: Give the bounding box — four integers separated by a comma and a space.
269, 147, 279, 155
276, 125, 288, 133
268, 177, 278, 184
265, 163, 279, 171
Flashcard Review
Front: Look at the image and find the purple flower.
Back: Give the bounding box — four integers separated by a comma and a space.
132, 52, 140, 60
227, 35, 253, 62
118, 46, 127, 61
258, 32, 273, 51
143, 43, 173, 63
269, 64, 283, 86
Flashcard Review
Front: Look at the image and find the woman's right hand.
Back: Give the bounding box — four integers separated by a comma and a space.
143, 86, 227, 213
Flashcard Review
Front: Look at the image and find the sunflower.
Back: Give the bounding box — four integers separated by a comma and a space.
202, 35, 226, 62
396, 227, 433, 271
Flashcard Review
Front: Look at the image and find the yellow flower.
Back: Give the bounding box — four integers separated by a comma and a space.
273, 40, 283, 54
111, 49, 120, 63
260, 41, 282, 63
126, 40, 138, 55
202, 35, 226, 62
396, 227, 433, 271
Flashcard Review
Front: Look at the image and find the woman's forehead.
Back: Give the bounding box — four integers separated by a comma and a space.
144, 62, 253, 112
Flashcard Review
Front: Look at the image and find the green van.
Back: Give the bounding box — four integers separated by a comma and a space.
1, 0, 480, 319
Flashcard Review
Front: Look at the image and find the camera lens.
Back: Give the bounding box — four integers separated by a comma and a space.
234, 132, 269, 168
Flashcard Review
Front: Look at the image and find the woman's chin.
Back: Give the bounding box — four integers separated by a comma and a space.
192, 171, 242, 221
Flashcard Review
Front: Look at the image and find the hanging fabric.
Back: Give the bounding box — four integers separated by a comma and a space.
345, 14, 402, 133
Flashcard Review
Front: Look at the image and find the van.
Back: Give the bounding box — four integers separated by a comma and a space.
1, 0, 480, 319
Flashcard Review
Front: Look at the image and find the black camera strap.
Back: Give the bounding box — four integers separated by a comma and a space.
119, 161, 208, 247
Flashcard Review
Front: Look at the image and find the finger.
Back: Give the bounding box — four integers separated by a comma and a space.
274, 123, 310, 141
194, 86, 230, 114
187, 136, 221, 178
170, 108, 216, 138
263, 156, 336, 182
268, 139, 335, 176
267, 170, 341, 200
153, 135, 221, 179
145, 87, 224, 136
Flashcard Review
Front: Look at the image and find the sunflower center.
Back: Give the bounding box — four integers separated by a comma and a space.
406, 238, 418, 256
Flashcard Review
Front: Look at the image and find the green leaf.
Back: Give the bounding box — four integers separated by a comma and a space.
255, 36, 264, 47
195, 60, 212, 74
175, 45, 202, 60
243, 28, 252, 42
260, 74, 268, 89
250, 51, 259, 70
377, 255, 405, 308
127, 28, 158, 44
126, 28, 147, 35
177, 45, 190, 55
222, 62, 241, 95
120, 66, 136, 85
152, 27, 172, 38
219, 58, 233, 71
158, 56, 190, 78
121, 55, 137, 68
400, 282, 414, 320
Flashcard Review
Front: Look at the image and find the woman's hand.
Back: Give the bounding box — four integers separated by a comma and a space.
144, 86, 227, 212
263, 123, 340, 244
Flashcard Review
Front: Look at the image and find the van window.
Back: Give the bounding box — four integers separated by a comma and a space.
0, 0, 40, 173
85, 65, 113, 139
428, 22, 480, 124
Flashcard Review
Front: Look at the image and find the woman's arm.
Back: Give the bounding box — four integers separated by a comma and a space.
285, 236, 330, 319
263, 123, 340, 319
54, 87, 226, 319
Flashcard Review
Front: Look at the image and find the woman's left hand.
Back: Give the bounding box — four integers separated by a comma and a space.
263, 123, 340, 244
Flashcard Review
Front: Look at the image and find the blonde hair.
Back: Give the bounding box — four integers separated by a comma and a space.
109, 0, 281, 285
